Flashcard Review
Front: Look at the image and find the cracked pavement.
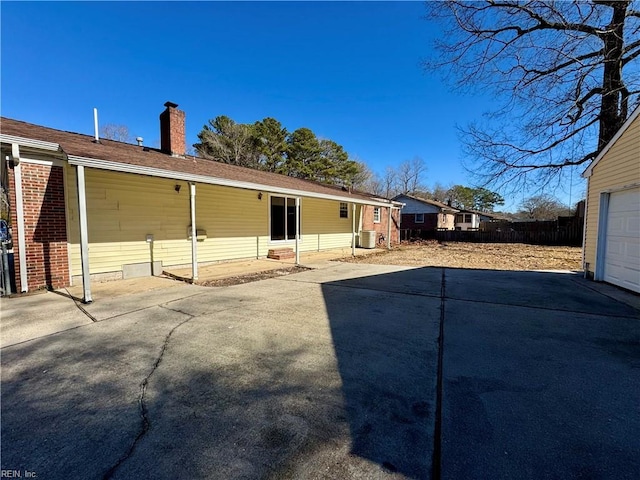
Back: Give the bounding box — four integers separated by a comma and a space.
1, 263, 639, 480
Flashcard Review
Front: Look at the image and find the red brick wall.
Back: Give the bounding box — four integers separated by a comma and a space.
8, 163, 70, 291
401, 213, 438, 230
362, 206, 400, 245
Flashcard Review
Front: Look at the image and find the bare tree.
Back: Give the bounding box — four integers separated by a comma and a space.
396, 156, 428, 195
429, 182, 452, 203
101, 124, 131, 142
425, 1, 640, 193
351, 161, 377, 191
518, 194, 570, 220
381, 166, 398, 199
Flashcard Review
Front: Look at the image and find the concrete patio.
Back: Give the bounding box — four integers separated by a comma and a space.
2, 264, 638, 479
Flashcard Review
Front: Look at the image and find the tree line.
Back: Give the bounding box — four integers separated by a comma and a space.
193, 116, 363, 188
100, 121, 510, 211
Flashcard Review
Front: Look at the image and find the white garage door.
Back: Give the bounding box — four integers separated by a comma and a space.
604, 187, 640, 293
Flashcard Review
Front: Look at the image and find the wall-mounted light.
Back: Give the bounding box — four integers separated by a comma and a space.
175, 184, 181, 193
257, 192, 263, 200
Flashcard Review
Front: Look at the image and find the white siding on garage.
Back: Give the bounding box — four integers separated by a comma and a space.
603, 188, 640, 293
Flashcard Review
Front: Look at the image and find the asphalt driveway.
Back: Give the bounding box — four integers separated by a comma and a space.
1, 264, 638, 479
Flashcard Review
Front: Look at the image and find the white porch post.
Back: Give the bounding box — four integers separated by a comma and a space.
76, 165, 92, 303
12, 144, 28, 292
295, 197, 300, 265
351, 203, 356, 256
387, 206, 392, 250
190, 182, 198, 281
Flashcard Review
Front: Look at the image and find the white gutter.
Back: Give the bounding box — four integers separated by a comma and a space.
1, 134, 60, 152
190, 183, 198, 281
295, 197, 300, 265
11, 144, 28, 292
66, 155, 398, 208
76, 165, 92, 303
351, 203, 356, 256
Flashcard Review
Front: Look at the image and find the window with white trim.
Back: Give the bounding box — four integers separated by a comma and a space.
415, 213, 424, 223
373, 207, 381, 223
270, 196, 299, 241
339, 202, 348, 218
455, 213, 473, 223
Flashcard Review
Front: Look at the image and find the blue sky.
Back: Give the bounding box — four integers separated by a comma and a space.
1, 1, 583, 210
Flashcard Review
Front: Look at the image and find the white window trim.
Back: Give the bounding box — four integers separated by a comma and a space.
339, 202, 349, 219
373, 207, 381, 224
268, 194, 302, 244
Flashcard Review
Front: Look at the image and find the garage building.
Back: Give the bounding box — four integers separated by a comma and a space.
583, 105, 640, 293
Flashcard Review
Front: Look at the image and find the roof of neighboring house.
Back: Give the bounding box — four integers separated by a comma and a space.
393, 193, 459, 213
582, 104, 640, 178
1, 117, 398, 207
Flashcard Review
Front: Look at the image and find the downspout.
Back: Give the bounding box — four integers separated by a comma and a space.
12, 144, 28, 292
295, 197, 300, 265
76, 165, 92, 303
351, 203, 356, 256
190, 182, 198, 281
386, 206, 392, 250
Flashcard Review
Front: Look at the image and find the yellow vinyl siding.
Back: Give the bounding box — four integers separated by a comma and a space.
68, 169, 195, 275
68, 170, 271, 275
193, 185, 268, 261
299, 198, 358, 251
67, 168, 362, 276
584, 115, 640, 273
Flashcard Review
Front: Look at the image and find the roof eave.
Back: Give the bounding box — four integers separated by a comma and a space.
582, 104, 640, 178
0, 133, 62, 152
66, 155, 398, 207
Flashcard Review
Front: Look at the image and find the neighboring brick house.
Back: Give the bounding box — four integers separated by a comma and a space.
1, 102, 402, 299
582, 105, 639, 293
393, 194, 458, 231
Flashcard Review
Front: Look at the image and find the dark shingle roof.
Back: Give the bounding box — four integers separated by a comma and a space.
393, 193, 459, 212
1, 117, 390, 204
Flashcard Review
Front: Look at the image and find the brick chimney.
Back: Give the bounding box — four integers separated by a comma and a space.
159, 101, 186, 156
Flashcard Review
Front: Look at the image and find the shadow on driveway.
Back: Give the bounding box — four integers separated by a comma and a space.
321, 267, 639, 480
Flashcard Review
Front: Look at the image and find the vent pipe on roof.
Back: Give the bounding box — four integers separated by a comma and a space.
93, 108, 100, 144
136, 137, 144, 146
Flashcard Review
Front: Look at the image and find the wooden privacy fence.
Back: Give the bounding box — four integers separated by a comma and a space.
400, 218, 584, 246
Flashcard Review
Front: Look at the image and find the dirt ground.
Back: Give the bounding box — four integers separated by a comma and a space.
198, 266, 310, 287
341, 241, 582, 271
